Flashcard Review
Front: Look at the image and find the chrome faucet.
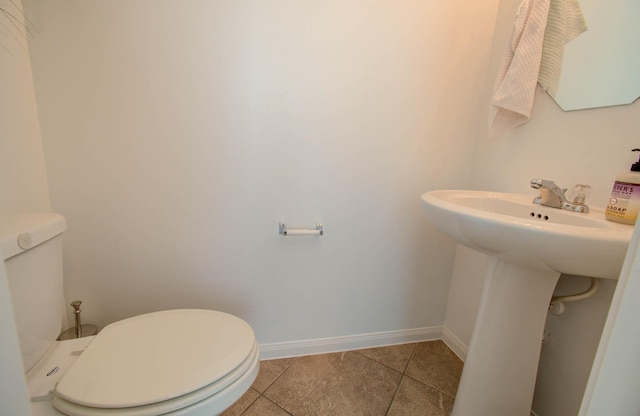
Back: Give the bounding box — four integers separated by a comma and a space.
530, 179, 590, 213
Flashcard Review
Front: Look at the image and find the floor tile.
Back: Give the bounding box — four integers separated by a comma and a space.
242, 396, 292, 416
264, 350, 402, 416
221, 388, 260, 416
252, 358, 296, 393
387, 376, 455, 416
405, 341, 463, 396
356, 343, 416, 372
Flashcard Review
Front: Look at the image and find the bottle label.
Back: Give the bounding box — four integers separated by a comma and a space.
606, 181, 640, 222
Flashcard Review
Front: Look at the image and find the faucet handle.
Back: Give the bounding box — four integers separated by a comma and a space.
568, 184, 592, 205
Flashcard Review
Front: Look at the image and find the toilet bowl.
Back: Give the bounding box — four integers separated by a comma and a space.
1, 213, 259, 416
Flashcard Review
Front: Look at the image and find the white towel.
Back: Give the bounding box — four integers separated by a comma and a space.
488, 0, 550, 137
538, 0, 587, 96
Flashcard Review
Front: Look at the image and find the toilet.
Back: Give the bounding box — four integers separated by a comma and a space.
0, 213, 259, 416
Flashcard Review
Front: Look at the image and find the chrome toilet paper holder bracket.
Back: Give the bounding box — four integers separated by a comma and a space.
279, 222, 324, 236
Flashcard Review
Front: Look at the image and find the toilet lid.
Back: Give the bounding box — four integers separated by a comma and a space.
55, 309, 256, 409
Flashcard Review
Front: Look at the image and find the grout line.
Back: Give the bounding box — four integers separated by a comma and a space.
351, 350, 404, 376
238, 393, 293, 416
260, 358, 296, 395
401, 342, 418, 374
236, 391, 260, 416
402, 372, 458, 400
242, 340, 460, 416
238, 358, 297, 416
383, 378, 403, 416
383, 342, 418, 416
402, 341, 461, 402
263, 395, 294, 416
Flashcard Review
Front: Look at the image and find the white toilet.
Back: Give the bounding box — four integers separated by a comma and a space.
0, 213, 259, 416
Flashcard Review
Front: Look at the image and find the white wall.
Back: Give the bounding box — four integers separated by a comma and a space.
24, 0, 500, 346
444, 0, 640, 415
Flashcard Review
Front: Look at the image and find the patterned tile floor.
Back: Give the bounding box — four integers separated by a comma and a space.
222, 340, 463, 416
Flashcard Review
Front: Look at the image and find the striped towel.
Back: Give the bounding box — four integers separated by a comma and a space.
489, 0, 550, 137
538, 0, 588, 97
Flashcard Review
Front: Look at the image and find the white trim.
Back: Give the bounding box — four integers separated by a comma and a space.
441, 326, 468, 361
259, 326, 442, 360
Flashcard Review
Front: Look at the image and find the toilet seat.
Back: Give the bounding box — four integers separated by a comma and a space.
52, 344, 259, 416
51, 309, 258, 416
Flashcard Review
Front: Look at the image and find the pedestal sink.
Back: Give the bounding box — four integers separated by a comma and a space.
420, 190, 633, 416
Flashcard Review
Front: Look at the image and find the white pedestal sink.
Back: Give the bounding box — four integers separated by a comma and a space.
420, 190, 633, 416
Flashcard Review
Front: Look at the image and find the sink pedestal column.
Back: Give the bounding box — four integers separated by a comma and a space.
451, 259, 560, 416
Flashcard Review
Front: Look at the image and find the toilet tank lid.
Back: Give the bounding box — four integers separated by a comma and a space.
0, 213, 67, 261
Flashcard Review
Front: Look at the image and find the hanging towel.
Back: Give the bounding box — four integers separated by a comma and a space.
488, 0, 550, 137
538, 0, 587, 96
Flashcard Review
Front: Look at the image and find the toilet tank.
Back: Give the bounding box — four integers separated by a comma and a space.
0, 213, 67, 373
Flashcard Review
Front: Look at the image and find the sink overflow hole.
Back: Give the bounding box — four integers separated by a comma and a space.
530, 212, 550, 221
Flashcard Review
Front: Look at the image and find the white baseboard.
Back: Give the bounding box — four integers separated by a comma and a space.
440, 326, 468, 361
259, 326, 443, 360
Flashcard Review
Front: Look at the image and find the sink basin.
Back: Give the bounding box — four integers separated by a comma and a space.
420, 190, 633, 416
421, 190, 633, 279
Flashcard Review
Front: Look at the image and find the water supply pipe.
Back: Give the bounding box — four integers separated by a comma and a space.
549, 277, 599, 315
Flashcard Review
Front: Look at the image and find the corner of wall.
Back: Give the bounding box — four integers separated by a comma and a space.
0, 0, 51, 213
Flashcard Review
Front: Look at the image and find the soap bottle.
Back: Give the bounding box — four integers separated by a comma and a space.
605, 149, 640, 225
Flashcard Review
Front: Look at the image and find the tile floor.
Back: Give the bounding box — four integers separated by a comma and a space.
222, 340, 463, 416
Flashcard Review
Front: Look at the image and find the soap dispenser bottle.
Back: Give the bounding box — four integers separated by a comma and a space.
605, 149, 640, 225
